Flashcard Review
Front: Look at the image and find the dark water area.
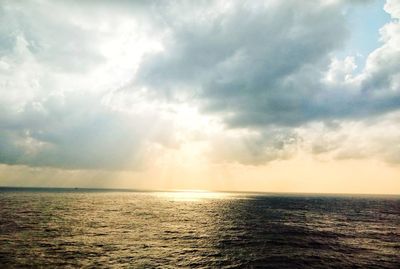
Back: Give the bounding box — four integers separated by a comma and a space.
0, 188, 399, 268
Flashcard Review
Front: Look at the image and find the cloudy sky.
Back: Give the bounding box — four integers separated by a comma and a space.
0, 0, 399, 194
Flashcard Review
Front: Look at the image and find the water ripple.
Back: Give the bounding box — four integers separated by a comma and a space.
0, 191, 399, 268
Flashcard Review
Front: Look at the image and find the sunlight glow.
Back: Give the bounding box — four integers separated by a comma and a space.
156, 190, 231, 201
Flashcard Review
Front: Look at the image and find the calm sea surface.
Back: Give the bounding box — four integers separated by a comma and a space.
0, 188, 399, 268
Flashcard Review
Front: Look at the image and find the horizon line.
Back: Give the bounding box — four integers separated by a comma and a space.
1, 186, 399, 197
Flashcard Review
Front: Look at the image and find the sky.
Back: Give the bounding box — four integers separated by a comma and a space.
0, 0, 399, 194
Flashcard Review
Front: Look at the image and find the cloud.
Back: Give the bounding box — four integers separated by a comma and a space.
385, 0, 400, 19
0, 0, 399, 170
0, 1, 106, 73
0, 90, 179, 170
134, 0, 400, 129
301, 111, 400, 164
130, 0, 400, 165
135, 0, 348, 125
0, 0, 176, 170
209, 128, 299, 165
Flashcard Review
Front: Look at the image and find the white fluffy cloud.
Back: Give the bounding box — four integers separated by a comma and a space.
0, 0, 176, 169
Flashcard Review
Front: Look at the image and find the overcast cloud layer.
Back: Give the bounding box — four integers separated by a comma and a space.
0, 0, 399, 170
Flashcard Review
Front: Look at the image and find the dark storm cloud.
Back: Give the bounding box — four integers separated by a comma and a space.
137, 1, 347, 99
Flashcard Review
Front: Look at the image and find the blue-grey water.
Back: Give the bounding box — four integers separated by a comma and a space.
0, 188, 399, 268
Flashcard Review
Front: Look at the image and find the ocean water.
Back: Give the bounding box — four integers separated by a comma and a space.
0, 188, 399, 268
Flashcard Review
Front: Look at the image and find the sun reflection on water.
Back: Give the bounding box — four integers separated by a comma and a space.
156, 190, 231, 201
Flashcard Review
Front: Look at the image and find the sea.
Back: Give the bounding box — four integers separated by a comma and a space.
0, 187, 399, 268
